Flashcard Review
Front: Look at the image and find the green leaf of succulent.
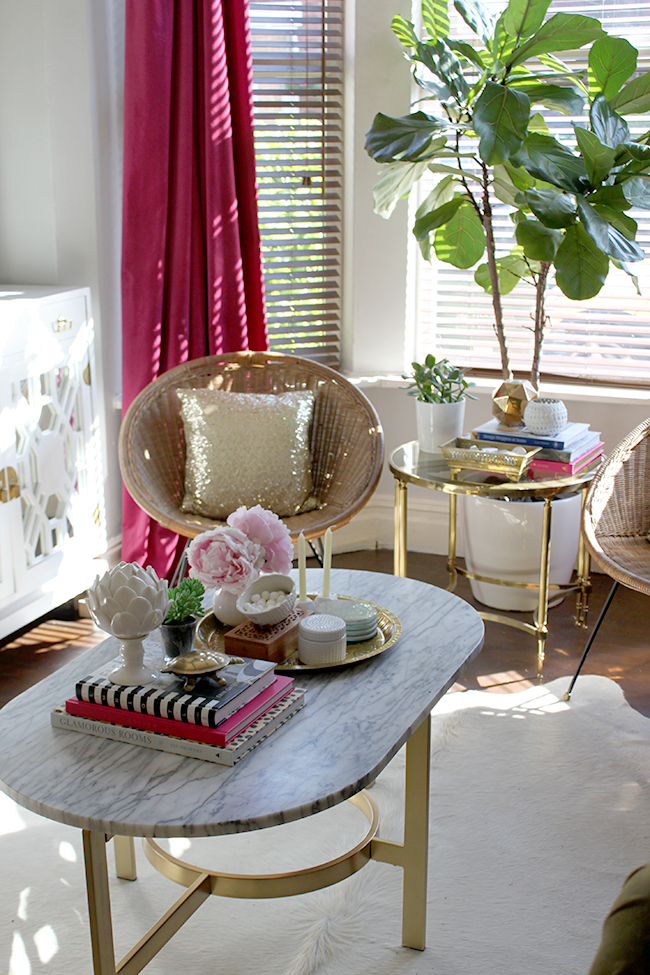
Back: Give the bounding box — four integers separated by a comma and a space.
453, 0, 495, 45
414, 40, 470, 104
372, 161, 432, 219
555, 223, 609, 299
503, 0, 551, 42
515, 217, 563, 261
577, 197, 644, 263
422, 0, 450, 41
523, 187, 576, 227
504, 14, 605, 70
365, 112, 453, 163
507, 82, 584, 116
413, 196, 466, 240
622, 176, 650, 209
590, 96, 630, 150
573, 125, 616, 187
434, 204, 485, 267
391, 15, 419, 48
588, 36, 637, 101
610, 73, 650, 116
473, 82, 530, 165
512, 132, 587, 193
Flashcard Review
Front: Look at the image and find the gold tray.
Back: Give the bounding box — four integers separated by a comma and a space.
196, 596, 401, 671
440, 436, 540, 481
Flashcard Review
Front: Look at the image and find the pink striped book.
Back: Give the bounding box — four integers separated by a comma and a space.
65, 675, 294, 747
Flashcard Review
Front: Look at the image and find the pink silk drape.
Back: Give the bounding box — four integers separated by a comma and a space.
120, 0, 267, 577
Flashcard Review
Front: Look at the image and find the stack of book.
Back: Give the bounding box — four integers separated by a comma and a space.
471, 417, 604, 477
51, 654, 305, 765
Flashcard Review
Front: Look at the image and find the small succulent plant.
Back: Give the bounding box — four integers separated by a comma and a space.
403, 354, 477, 404
164, 577, 206, 624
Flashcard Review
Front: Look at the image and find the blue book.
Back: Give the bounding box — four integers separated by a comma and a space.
472, 418, 591, 451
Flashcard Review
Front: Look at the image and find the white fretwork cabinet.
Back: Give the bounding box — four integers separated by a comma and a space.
0, 286, 107, 639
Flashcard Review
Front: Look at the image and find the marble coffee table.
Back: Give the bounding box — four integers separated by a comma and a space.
0, 568, 484, 974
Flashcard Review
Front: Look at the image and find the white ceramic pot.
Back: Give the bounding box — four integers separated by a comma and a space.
415, 398, 466, 453
523, 397, 568, 437
212, 587, 247, 626
460, 492, 582, 611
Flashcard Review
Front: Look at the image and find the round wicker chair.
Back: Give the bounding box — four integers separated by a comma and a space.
565, 417, 650, 698
118, 351, 384, 544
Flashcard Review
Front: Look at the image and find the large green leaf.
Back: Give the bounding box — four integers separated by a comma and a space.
507, 82, 583, 116
475, 252, 530, 294
414, 40, 470, 103
622, 176, 650, 210
554, 223, 609, 299
524, 187, 576, 227
589, 184, 631, 210
493, 163, 534, 205
422, 0, 450, 41
611, 73, 650, 116
588, 37, 637, 101
473, 82, 530, 164
453, 0, 495, 45
512, 132, 587, 193
573, 126, 616, 187
577, 197, 644, 262
434, 205, 485, 267
448, 39, 486, 69
505, 14, 605, 69
515, 217, 563, 260
365, 112, 453, 163
611, 259, 641, 295
372, 161, 432, 219
415, 175, 457, 221
391, 15, 418, 48
592, 205, 637, 240
590, 96, 630, 150
503, 0, 551, 42
413, 196, 466, 239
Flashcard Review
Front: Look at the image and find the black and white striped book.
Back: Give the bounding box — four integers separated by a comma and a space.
52, 688, 306, 766
75, 653, 276, 728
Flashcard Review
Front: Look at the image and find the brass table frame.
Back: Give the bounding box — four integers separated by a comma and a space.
390, 442, 593, 677
81, 714, 432, 974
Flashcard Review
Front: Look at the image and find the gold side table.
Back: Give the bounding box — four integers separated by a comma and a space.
389, 441, 595, 677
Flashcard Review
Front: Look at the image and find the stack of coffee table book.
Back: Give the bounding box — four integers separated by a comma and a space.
51, 654, 305, 765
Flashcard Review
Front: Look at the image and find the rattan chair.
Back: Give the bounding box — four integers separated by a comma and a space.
565, 417, 650, 699
118, 351, 384, 553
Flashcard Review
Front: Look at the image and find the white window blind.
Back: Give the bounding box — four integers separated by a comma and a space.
249, 0, 344, 367
414, 0, 650, 386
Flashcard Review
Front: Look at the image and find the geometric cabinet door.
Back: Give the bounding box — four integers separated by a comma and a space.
0, 285, 108, 639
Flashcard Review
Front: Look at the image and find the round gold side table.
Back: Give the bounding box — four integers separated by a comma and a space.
389, 441, 597, 677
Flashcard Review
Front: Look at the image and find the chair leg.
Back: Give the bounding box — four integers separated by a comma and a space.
564, 580, 619, 701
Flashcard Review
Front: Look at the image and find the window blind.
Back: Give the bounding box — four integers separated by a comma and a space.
414, 0, 650, 386
249, 0, 344, 367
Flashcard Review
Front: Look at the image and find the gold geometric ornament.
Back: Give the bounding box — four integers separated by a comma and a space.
491, 380, 537, 427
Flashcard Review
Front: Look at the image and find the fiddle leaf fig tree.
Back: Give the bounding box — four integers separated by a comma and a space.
365, 0, 650, 389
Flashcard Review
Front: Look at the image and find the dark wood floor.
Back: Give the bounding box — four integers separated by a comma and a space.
1, 550, 648, 716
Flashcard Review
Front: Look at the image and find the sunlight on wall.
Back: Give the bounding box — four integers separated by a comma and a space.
17, 887, 29, 920
0, 793, 26, 836
9, 932, 30, 975
34, 925, 58, 964
58, 841, 77, 862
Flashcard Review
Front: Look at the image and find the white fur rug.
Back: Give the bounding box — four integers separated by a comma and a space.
4, 675, 650, 975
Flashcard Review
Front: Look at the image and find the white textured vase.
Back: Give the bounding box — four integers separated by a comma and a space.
523, 398, 568, 437
212, 588, 247, 627
460, 492, 582, 611
416, 398, 466, 453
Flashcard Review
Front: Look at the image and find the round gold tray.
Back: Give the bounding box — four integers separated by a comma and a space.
196, 596, 401, 671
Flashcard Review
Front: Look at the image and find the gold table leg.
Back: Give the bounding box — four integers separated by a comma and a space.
83, 831, 117, 975
447, 492, 458, 591
394, 479, 408, 577
535, 498, 553, 679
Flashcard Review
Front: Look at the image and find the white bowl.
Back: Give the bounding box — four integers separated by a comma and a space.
236, 573, 296, 626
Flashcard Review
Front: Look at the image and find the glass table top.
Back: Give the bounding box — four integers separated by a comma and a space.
389, 441, 598, 499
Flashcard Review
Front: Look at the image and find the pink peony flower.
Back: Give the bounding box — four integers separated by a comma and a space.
227, 505, 294, 575
187, 527, 263, 594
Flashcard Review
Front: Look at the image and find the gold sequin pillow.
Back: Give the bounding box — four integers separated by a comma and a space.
177, 389, 316, 520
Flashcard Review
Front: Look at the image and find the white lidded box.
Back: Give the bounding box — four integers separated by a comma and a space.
298, 614, 347, 665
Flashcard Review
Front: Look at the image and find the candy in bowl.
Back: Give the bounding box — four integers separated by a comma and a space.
236, 573, 296, 626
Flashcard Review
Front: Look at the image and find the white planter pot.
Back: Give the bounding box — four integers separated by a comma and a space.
415, 398, 466, 453
460, 492, 582, 611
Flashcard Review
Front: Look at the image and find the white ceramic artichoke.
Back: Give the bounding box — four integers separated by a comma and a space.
86, 562, 169, 638
86, 563, 169, 685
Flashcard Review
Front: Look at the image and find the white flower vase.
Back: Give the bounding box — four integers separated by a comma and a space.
111, 637, 159, 685
523, 398, 568, 437
212, 588, 247, 627
416, 398, 466, 453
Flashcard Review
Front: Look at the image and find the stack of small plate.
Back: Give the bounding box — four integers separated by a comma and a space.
313, 597, 379, 643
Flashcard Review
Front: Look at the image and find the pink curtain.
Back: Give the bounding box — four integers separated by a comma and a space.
121, 0, 268, 577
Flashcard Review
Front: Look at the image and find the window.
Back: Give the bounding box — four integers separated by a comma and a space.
249, 0, 344, 367
414, 0, 650, 385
